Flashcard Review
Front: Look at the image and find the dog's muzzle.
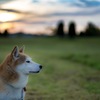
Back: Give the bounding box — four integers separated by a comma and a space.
29, 65, 42, 73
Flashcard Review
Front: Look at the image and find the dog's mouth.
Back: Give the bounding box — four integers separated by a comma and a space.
29, 71, 40, 73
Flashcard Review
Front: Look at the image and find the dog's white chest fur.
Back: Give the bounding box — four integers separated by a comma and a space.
0, 84, 25, 100
0, 69, 28, 100
10, 71, 29, 89
0, 76, 26, 100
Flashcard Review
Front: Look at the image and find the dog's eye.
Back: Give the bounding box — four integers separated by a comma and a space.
26, 61, 30, 63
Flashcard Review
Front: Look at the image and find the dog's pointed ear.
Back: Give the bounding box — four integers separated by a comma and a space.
11, 46, 19, 60
19, 45, 25, 53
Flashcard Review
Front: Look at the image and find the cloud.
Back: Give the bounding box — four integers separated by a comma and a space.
32, 0, 58, 4
33, 0, 99, 7
1, 0, 100, 7
75, 0, 100, 7
0, 8, 23, 13
40, 8, 100, 18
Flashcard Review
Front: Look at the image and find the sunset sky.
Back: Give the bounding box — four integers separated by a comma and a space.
0, 0, 100, 34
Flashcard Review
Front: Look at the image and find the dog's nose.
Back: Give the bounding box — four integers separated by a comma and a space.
39, 65, 42, 69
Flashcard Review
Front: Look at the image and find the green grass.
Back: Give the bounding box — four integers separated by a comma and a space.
0, 37, 100, 100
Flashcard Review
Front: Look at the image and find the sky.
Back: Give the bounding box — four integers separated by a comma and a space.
0, 0, 100, 35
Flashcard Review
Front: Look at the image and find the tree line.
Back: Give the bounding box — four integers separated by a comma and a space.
55, 21, 100, 38
0, 21, 100, 38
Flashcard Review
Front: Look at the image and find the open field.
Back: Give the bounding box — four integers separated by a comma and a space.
0, 37, 100, 100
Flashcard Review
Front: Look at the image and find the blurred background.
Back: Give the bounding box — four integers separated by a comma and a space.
0, 0, 100, 100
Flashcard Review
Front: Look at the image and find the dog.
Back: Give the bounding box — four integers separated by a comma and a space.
0, 46, 42, 100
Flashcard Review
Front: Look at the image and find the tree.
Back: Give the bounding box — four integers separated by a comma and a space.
56, 21, 65, 37
85, 22, 100, 36
68, 21, 76, 38
3, 29, 9, 37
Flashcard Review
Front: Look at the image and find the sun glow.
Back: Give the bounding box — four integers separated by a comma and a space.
0, 12, 18, 22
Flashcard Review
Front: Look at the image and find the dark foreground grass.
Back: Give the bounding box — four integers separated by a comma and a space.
0, 37, 100, 100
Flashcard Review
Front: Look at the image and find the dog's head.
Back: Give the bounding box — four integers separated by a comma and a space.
11, 46, 42, 75
0, 46, 42, 83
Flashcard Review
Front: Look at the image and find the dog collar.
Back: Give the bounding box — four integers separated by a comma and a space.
23, 87, 26, 91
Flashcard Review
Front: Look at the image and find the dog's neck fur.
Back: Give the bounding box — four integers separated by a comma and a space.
0, 63, 27, 100
9, 69, 29, 89
0, 61, 29, 88
0, 59, 28, 89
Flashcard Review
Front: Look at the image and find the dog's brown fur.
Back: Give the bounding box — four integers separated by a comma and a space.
0, 46, 26, 85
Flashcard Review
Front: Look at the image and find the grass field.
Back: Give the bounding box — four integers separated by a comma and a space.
0, 37, 100, 100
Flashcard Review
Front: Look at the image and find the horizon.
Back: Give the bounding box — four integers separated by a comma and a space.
0, 0, 100, 35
